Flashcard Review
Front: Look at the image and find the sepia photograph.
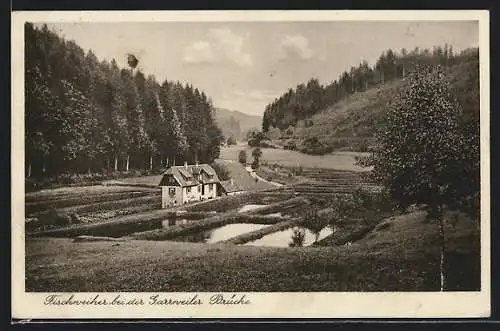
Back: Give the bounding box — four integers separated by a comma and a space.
11, 10, 490, 319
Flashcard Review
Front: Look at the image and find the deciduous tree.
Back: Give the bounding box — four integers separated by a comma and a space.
358, 66, 474, 291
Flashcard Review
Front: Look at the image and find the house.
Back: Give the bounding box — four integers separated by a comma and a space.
220, 178, 245, 196
158, 162, 220, 208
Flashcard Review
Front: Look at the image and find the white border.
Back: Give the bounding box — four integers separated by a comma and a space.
11, 10, 491, 319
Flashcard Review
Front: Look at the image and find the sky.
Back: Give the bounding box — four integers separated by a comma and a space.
41, 21, 478, 116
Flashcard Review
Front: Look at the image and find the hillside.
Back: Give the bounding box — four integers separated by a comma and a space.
276, 57, 479, 153
282, 79, 403, 152
215, 108, 262, 142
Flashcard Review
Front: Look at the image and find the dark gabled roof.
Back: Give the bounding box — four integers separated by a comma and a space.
220, 179, 244, 193
159, 164, 220, 187
178, 168, 193, 179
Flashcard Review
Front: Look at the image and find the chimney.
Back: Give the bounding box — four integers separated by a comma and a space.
195, 160, 199, 167
184, 161, 188, 170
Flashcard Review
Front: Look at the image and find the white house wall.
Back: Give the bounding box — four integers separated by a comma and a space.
183, 185, 203, 203
162, 186, 184, 208
203, 183, 217, 199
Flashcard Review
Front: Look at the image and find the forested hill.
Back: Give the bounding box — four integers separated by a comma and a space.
25, 23, 224, 178
262, 46, 479, 153
214, 108, 262, 142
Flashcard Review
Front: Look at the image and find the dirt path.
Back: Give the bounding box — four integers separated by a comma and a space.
244, 164, 284, 187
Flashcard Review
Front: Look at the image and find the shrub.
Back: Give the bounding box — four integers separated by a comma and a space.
289, 228, 306, 247
211, 162, 231, 181
299, 207, 331, 243
300, 137, 333, 155
251, 148, 262, 169
247, 138, 259, 147
226, 136, 237, 146
247, 131, 265, 147
238, 150, 247, 165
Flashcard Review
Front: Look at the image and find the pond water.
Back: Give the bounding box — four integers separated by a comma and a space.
238, 204, 268, 213
162, 219, 190, 228
244, 226, 334, 248
174, 223, 272, 244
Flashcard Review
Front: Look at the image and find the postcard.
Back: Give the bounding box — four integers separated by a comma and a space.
11, 10, 490, 319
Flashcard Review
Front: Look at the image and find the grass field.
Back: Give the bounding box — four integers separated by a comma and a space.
25, 185, 153, 201
219, 145, 369, 172
25, 208, 479, 292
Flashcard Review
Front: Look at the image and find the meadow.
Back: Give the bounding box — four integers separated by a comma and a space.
219, 145, 370, 172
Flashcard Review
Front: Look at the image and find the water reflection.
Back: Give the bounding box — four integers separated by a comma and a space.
238, 204, 268, 213
245, 226, 334, 248
289, 228, 306, 247
174, 223, 272, 244
162, 218, 189, 228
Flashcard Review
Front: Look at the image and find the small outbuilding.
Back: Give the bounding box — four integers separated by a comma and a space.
219, 178, 245, 196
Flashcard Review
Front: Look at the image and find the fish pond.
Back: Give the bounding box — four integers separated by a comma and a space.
173, 223, 272, 244
244, 226, 334, 247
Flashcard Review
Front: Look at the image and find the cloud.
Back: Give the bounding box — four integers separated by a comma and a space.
183, 27, 252, 67
183, 41, 216, 64
278, 35, 314, 60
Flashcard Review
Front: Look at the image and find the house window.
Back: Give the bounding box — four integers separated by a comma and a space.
187, 187, 191, 194
168, 188, 175, 197
198, 185, 201, 193
209, 184, 213, 192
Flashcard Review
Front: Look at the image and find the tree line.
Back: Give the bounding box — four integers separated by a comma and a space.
25, 23, 224, 178
262, 45, 479, 133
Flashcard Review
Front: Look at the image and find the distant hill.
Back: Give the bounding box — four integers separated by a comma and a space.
262, 47, 479, 154
271, 54, 479, 154
214, 108, 262, 142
